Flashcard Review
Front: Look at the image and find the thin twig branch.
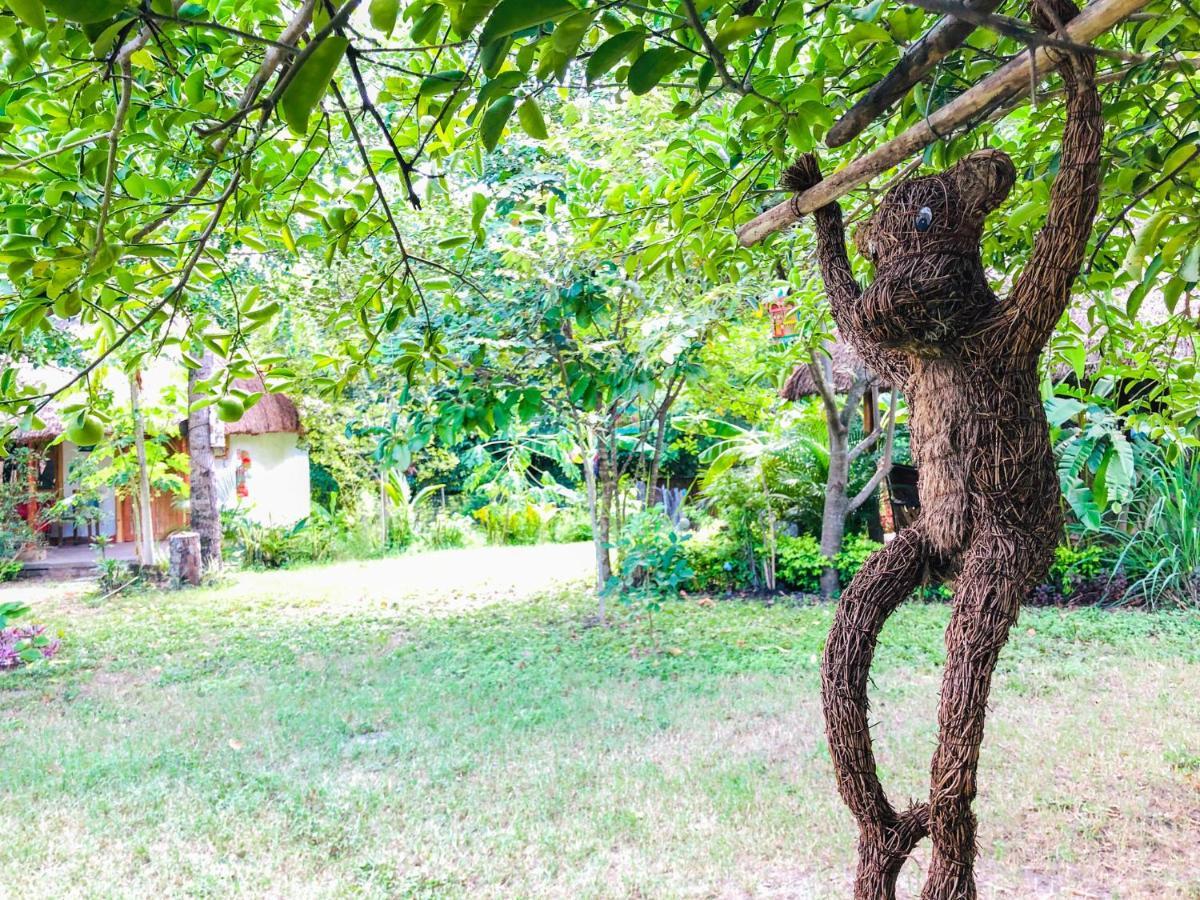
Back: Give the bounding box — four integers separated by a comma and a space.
848, 390, 898, 512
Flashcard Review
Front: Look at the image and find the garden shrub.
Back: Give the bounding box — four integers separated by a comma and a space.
1048, 543, 1107, 592
775, 534, 826, 593
473, 501, 550, 545
684, 526, 751, 592
835, 534, 883, 584
609, 507, 693, 608
548, 506, 593, 543
417, 514, 474, 550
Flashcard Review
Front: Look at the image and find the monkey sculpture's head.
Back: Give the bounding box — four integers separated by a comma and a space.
852, 149, 1017, 353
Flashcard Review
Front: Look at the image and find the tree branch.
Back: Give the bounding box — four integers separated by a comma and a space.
905, 0, 1143, 62
737, 0, 1153, 247
848, 389, 897, 513
826, 0, 1005, 147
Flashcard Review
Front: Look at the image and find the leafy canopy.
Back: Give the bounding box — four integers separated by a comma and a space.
0, 0, 1197, 439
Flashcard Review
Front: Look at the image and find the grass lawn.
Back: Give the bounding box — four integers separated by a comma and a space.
2, 543, 1199, 899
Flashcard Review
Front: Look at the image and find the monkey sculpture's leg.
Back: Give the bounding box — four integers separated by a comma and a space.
822, 524, 932, 899
920, 533, 1042, 900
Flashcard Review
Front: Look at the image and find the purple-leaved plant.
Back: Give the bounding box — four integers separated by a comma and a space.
0, 625, 61, 669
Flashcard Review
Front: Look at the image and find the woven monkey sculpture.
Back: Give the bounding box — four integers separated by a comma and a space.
784, 2, 1101, 897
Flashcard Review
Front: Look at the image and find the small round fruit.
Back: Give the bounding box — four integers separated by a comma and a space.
216, 398, 244, 423
66, 414, 103, 446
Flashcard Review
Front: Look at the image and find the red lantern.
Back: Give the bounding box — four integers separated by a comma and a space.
763, 286, 796, 340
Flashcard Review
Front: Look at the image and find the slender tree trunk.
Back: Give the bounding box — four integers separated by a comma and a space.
645, 377, 681, 511
581, 426, 612, 607
820, 422, 850, 598
187, 352, 222, 569
379, 468, 389, 548
130, 372, 156, 565
596, 438, 615, 605
761, 465, 778, 591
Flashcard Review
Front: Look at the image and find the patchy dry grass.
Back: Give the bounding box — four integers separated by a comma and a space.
1, 544, 1198, 899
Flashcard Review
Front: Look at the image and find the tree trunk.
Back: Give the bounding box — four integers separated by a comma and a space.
379, 468, 389, 548
130, 372, 156, 566
168, 531, 202, 588
187, 352, 222, 569
820, 421, 850, 598
581, 427, 612, 608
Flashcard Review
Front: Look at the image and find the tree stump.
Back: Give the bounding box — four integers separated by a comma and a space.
168, 531, 202, 588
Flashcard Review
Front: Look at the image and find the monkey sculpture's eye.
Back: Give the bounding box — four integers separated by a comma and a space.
915, 206, 933, 232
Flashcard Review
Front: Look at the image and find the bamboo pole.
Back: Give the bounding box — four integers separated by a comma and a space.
735, 0, 1151, 248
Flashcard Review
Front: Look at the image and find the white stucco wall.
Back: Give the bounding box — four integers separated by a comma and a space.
59, 442, 117, 538
214, 432, 311, 526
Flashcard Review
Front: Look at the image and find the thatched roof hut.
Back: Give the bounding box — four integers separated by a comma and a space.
8, 410, 64, 445
224, 377, 302, 435
781, 340, 890, 401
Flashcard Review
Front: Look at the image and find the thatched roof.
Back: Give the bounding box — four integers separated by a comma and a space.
224, 377, 302, 435
781, 340, 891, 401
6, 410, 64, 445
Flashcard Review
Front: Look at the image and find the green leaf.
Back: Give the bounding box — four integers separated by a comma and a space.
43, 0, 129, 23
551, 9, 593, 55
183, 66, 206, 104
477, 33, 512, 77
452, 0, 497, 35
1180, 243, 1200, 283
479, 94, 516, 150
281, 221, 297, 253
713, 15, 767, 50
477, 0, 575, 47
280, 35, 350, 135
585, 29, 642, 85
627, 47, 683, 95
410, 3, 443, 43
368, 0, 398, 36
420, 69, 467, 96
516, 97, 547, 139
470, 191, 489, 231
6, 0, 47, 31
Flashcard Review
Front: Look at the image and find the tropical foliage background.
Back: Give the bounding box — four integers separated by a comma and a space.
0, 0, 1197, 611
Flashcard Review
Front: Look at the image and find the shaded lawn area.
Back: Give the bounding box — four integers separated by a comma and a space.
2, 543, 1198, 899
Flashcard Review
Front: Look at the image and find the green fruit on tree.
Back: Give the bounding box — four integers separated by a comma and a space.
52, 292, 82, 318
65, 413, 103, 446
216, 398, 244, 423
43, 0, 131, 23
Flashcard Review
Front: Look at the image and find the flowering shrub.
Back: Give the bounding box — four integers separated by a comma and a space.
0, 603, 60, 669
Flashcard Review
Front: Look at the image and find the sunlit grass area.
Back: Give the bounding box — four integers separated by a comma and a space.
2, 544, 1198, 899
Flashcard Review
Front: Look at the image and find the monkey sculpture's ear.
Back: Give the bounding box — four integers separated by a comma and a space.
947, 149, 1016, 216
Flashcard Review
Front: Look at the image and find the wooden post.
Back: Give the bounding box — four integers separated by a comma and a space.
168, 531, 202, 588
735, 0, 1151, 247
25, 450, 37, 529
131, 372, 156, 565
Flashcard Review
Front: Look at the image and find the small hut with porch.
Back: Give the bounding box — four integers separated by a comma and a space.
204, 378, 310, 526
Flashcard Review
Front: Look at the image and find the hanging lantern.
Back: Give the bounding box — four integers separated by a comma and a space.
764, 286, 796, 341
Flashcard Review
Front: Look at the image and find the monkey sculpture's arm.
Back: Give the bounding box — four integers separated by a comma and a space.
1002, 0, 1102, 353
785, 155, 911, 388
